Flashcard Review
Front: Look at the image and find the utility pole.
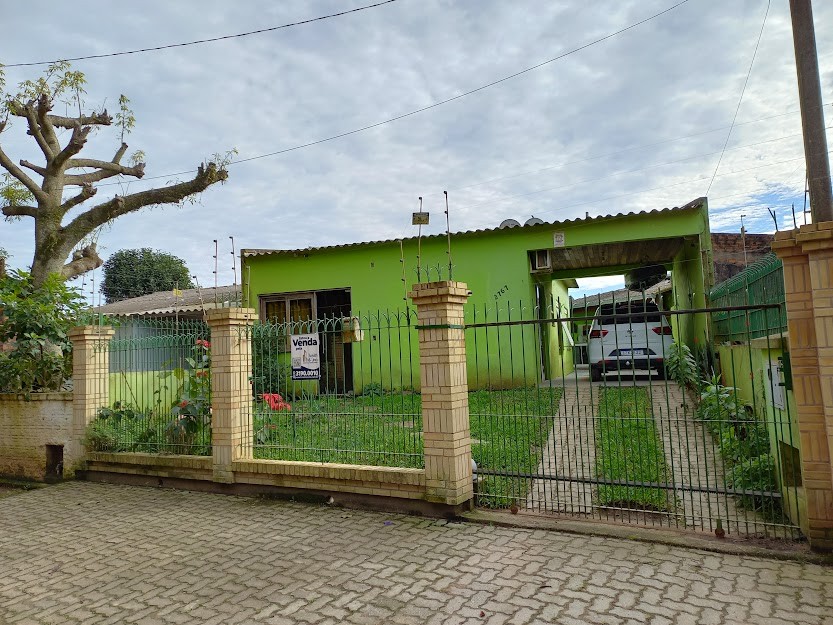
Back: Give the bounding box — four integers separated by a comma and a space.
789, 0, 833, 224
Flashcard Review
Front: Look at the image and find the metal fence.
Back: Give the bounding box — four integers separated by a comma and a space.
710, 253, 786, 342
249, 309, 423, 467
85, 317, 212, 456
465, 297, 802, 540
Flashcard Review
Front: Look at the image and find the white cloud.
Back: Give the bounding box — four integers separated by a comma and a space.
1, 0, 831, 300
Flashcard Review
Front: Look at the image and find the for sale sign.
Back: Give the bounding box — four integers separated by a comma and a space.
290, 333, 320, 380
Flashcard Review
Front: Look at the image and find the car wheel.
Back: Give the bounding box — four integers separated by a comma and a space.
654, 366, 666, 380
590, 366, 602, 382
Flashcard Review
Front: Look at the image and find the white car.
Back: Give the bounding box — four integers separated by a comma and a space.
587, 300, 673, 381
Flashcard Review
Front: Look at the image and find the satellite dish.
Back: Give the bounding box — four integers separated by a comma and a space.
525, 217, 544, 226
499, 219, 521, 229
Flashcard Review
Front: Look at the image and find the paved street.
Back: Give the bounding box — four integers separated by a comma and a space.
1, 482, 831, 625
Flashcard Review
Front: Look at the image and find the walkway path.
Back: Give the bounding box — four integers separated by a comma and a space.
526, 381, 597, 514
1, 482, 830, 625
648, 382, 788, 538
528, 374, 797, 538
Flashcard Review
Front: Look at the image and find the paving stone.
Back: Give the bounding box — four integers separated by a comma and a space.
0, 482, 831, 625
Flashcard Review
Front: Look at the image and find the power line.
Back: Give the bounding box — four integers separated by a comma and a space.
705, 0, 771, 196
450, 129, 815, 212
439, 106, 823, 197
3, 1, 401, 68
228, 0, 692, 166
94, 97, 829, 194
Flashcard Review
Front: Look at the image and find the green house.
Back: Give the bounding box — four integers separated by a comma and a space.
241, 197, 712, 393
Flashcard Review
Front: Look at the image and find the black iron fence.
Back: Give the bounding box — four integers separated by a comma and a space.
465, 299, 802, 540
87, 317, 212, 455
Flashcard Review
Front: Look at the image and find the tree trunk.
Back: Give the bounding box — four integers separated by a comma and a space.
30, 255, 66, 288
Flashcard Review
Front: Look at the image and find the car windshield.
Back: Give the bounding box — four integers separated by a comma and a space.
597, 301, 661, 326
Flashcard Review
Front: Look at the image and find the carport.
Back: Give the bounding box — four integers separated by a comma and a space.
529, 196, 713, 363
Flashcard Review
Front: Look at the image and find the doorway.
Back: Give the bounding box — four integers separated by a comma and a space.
316, 289, 354, 394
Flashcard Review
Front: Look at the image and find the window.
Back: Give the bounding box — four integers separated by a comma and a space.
260, 292, 315, 325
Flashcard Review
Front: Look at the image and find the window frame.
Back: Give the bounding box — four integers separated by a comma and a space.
259, 290, 318, 325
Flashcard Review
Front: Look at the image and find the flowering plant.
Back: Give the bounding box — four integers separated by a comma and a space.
169, 338, 212, 443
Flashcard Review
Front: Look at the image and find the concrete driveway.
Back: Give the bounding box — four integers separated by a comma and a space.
1, 482, 830, 625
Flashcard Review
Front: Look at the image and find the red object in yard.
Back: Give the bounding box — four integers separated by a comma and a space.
261, 393, 291, 411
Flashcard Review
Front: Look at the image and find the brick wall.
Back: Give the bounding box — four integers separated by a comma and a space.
0, 393, 76, 480
712, 232, 775, 284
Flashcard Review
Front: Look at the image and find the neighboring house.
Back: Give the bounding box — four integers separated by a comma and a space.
241, 197, 713, 391
711, 232, 774, 284
94, 285, 241, 410
95, 284, 241, 321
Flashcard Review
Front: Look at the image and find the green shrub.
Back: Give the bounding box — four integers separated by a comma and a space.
251, 337, 290, 397
84, 419, 121, 452
718, 422, 770, 466
361, 382, 384, 397
665, 342, 698, 388
728, 453, 777, 511
696, 375, 738, 433
0, 270, 85, 392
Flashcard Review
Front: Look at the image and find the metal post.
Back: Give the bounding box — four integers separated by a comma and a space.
789, 0, 833, 223
740, 214, 748, 269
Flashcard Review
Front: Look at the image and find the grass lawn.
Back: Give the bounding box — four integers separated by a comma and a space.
595, 387, 673, 511
254, 386, 562, 506
253, 392, 423, 467
469, 387, 561, 508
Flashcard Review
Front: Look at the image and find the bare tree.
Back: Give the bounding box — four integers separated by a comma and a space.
0, 62, 228, 286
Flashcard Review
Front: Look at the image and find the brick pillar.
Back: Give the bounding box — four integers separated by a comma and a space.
206, 308, 257, 483
69, 326, 115, 463
409, 281, 473, 508
773, 223, 833, 550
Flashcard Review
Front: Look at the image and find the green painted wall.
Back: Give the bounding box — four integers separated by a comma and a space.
716, 343, 803, 530
109, 371, 179, 412
242, 203, 709, 391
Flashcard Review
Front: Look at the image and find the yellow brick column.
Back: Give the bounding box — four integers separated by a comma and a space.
206, 308, 257, 483
774, 224, 833, 550
409, 281, 473, 507
69, 326, 115, 465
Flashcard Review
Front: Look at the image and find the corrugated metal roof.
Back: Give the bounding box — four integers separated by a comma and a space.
242, 197, 706, 259
571, 278, 673, 311
94, 285, 241, 317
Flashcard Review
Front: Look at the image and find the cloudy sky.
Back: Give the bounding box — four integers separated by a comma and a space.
1, 0, 831, 301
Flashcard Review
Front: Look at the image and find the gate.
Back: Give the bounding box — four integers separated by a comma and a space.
465, 299, 803, 540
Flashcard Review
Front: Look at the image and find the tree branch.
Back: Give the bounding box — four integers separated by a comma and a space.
112, 142, 128, 164
46, 110, 112, 129
51, 124, 92, 171
0, 145, 49, 202
21, 101, 54, 159
60, 183, 97, 212
1, 205, 37, 218
36, 93, 61, 155
61, 243, 103, 280
64, 163, 145, 185
20, 159, 47, 177
62, 162, 228, 239
63, 143, 144, 185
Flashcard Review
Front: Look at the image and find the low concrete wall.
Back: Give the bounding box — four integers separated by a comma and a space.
85, 452, 427, 504
0, 392, 77, 480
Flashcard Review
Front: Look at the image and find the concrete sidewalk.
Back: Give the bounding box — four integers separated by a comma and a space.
1, 482, 830, 625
